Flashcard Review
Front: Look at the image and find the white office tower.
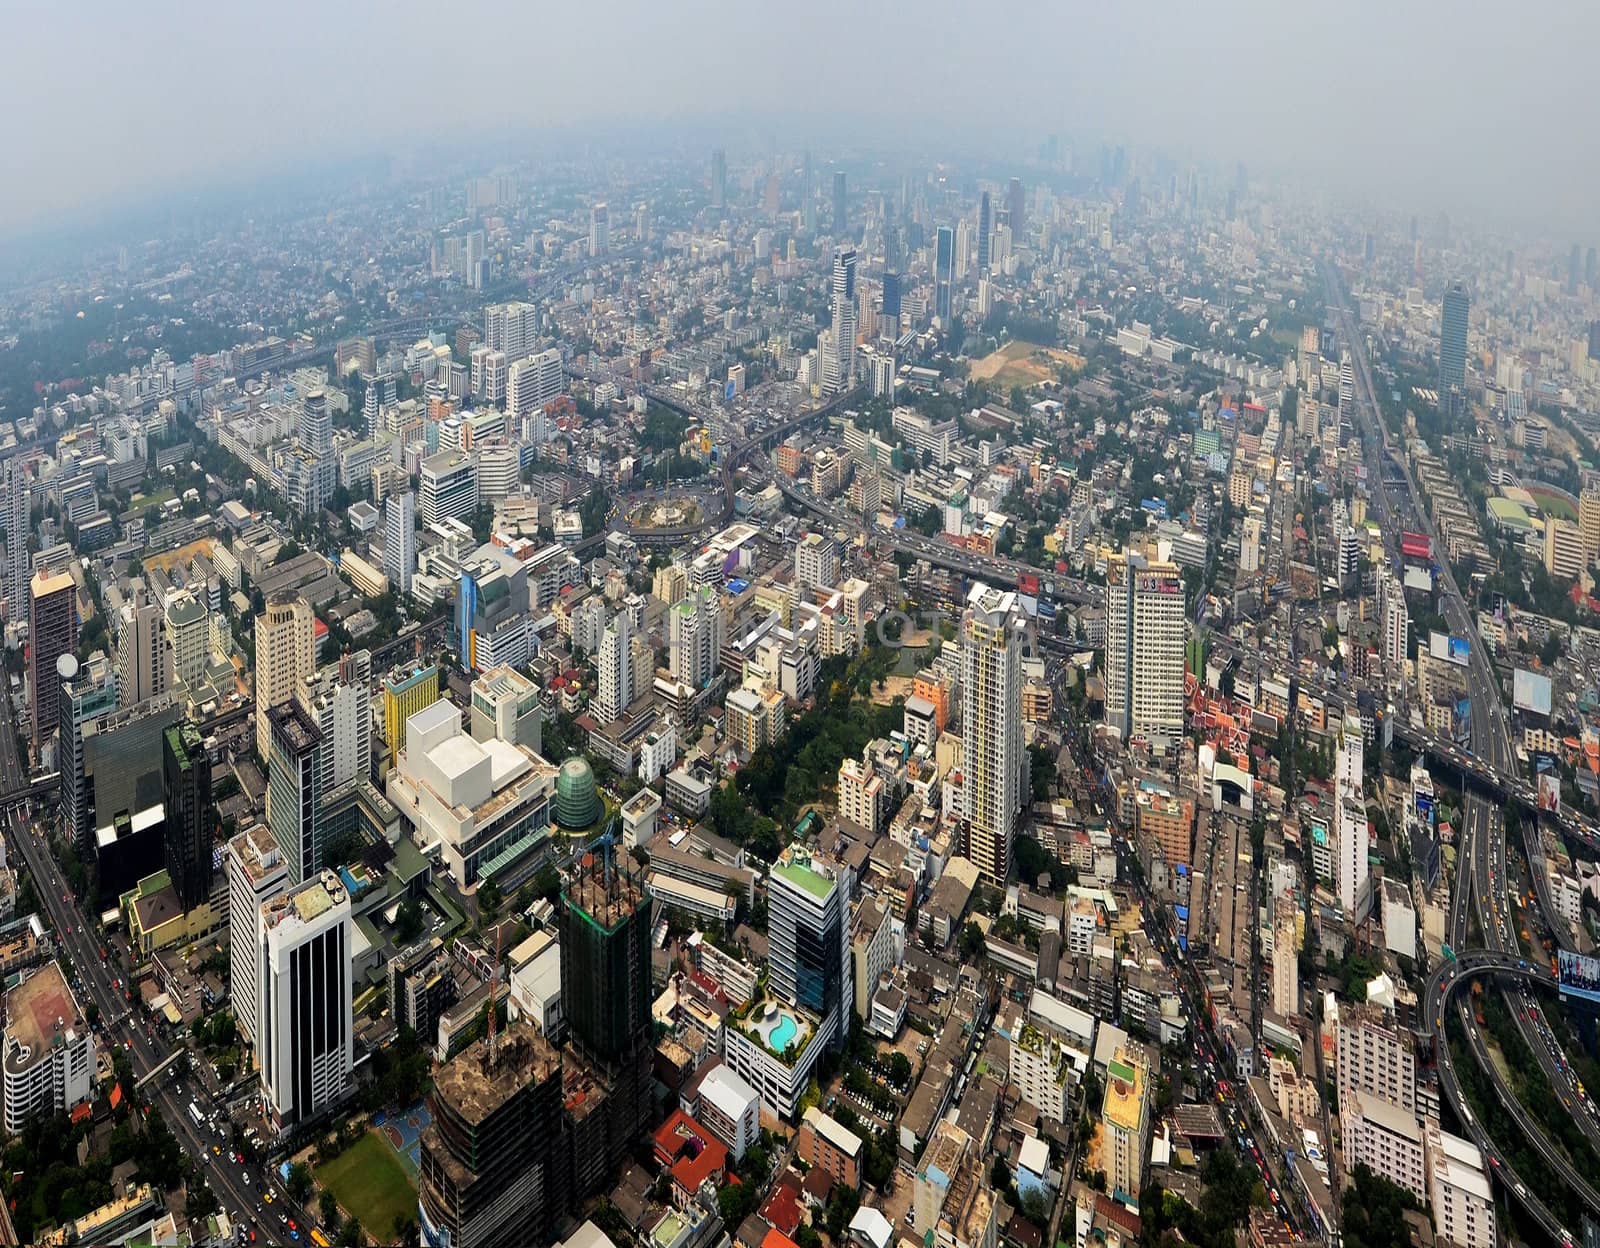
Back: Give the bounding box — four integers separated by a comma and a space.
1338, 352, 1355, 417
824, 247, 857, 395
1378, 567, 1408, 670
255, 592, 316, 761
299, 389, 331, 455
226, 825, 289, 1047
258, 870, 354, 1132
485, 301, 538, 364
1335, 713, 1371, 921
362, 386, 381, 440
508, 347, 565, 434
961, 583, 1025, 883
384, 490, 417, 598
1427, 1124, 1495, 1248
669, 586, 725, 690
589, 202, 610, 257
298, 665, 371, 793
1240, 514, 1262, 574
1104, 551, 1186, 746
165, 590, 209, 690
795, 532, 841, 591
1338, 525, 1361, 583
116, 587, 172, 709
595, 610, 633, 725
3, 459, 28, 617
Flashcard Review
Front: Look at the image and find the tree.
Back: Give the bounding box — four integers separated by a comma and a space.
1342, 1164, 1418, 1248
959, 921, 986, 960
395, 897, 425, 944
337, 1217, 363, 1247
990, 1155, 1010, 1191
319, 1190, 342, 1232
287, 1161, 313, 1203
888, 1051, 912, 1086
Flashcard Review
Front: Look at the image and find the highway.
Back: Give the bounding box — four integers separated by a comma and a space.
1327, 262, 1594, 1235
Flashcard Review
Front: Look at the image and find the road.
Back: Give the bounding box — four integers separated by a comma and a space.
1327, 263, 1592, 1237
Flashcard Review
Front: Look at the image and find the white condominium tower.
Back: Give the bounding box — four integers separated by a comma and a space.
1104, 550, 1186, 746
961, 582, 1025, 882
824, 247, 857, 395
595, 609, 633, 725
484, 301, 537, 363
383, 490, 416, 598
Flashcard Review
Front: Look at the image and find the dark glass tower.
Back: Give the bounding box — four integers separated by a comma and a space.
935, 226, 954, 324
1439, 280, 1469, 417
162, 722, 213, 911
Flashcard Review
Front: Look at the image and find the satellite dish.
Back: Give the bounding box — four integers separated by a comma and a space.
56, 654, 78, 682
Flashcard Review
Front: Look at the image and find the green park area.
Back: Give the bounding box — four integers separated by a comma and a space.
314, 1131, 417, 1244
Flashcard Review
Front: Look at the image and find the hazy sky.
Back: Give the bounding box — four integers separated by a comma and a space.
2, 0, 1594, 241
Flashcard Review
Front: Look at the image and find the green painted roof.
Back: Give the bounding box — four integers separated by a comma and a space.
773, 861, 833, 901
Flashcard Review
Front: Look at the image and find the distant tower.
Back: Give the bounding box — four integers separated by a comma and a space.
29, 567, 78, 756
383, 490, 416, 598
824, 247, 857, 395
832, 170, 847, 237
1439, 280, 1469, 419
711, 148, 727, 210
1007, 177, 1025, 235
162, 722, 214, 912
588, 202, 610, 257
977, 190, 993, 276
299, 389, 330, 455
934, 226, 954, 326
4, 459, 28, 618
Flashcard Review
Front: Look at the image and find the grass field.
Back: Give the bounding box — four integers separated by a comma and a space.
970, 339, 1084, 389
1527, 487, 1577, 521
315, 1131, 417, 1243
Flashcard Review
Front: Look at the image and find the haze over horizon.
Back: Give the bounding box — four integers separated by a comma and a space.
1, 0, 1593, 243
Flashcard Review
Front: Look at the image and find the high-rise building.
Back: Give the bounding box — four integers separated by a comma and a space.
1270, 896, 1298, 1017
164, 590, 208, 690
383, 490, 416, 598
162, 722, 213, 912
795, 532, 841, 591
668, 586, 724, 690
60, 653, 117, 856
711, 148, 727, 210
1378, 568, 1408, 669
29, 567, 78, 755
2, 964, 95, 1133
1101, 1046, 1150, 1203
595, 610, 633, 725
1338, 352, 1355, 418
832, 170, 847, 237
267, 701, 323, 885
768, 846, 851, 1030
297, 662, 371, 794
1335, 714, 1371, 922
507, 348, 564, 428
299, 389, 331, 456
4, 459, 29, 619
419, 451, 478, 527
254, 592, 315, 762
225, 825, 289, 1047
419, 1025, 564, 1248
258, 870, 353, 1131
484, 301, 538, 364
976, 191, 993, 275
1103, 552, 1185, 745
934, 226, 954, 325
1579, 488, 1600, 567
1439, 280, 1469, 416
961, 583, 1025, 882
1007, 176, 1025, 234
383, 663, 440, 761
1336, 1000, 1415, 1114
116, 588, 170, 710
881, 271, 901, 325
588, 202, 609, 257
824, 247, 857, 395
1427, 1123, 1496, 1248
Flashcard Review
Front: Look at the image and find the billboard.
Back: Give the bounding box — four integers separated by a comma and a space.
1559, 949, 1600, 1005
1536, 753, 1562, 814
1415, 791, 1435, 827
1429, 632, 1470, 667
1452, 696, 1472, 745
1401, 531, 1432, 560
1513, 668, 1553, 717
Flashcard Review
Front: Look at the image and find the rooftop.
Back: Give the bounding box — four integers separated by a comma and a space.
772, 861, 833, 902
4, 963, 84, 1073
1103, 1048, 1147, 1134
430, 1024, 559, 1128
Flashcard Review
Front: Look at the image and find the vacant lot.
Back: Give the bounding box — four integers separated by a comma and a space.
315, 1130, 417, 1244
970, 339, 1085, 389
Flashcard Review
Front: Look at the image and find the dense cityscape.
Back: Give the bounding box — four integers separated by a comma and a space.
0, 88, 1598, 1248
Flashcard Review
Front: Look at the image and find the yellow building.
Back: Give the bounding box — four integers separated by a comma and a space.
1102, 1046, 1150, 1202
383, 663, 441, 758
340, 549, 390, 598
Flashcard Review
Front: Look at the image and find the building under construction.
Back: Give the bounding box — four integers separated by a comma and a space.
560, 850, 656, 1201
418, 1023, 564, 1248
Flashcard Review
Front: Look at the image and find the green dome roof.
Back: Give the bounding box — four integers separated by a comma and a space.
555, 756, 602, 829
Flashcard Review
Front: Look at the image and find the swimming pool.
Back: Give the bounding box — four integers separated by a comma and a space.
769, 1013, 798, 1050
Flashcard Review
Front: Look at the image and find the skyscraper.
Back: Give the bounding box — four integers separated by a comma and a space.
1335, 714, 1371, 921
1103, 551, 1185, 745
162, 722, 213, 912
59, 653, 116, 856
1439, 280, 1469, 417
961, 583, 1025, 882
768, 845, 851, 1032
595, 610, 633, 725
669, 586, 724, 690
934, 226, 954, 325
832, 170, 847, 237
588, 202, 609, 257
824, 247, 857, 395
226, 825, 288, 1047
484, 301, 538, 364
255, 591, 315, 761
4, 459, 29, 618
1007, 176, 1025, 234
881, 270, 901, 326
29, 567, 78, 755
419, 1024, 564, 1248
267, 701, 323, 885
977, 190, 993, 275
116, 588, 170, 709
297, 662, 371, 795
299, 389, 331, 456
258, 870, 353, 1131
383, 490, 416, 598
711, 148, 727, 210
